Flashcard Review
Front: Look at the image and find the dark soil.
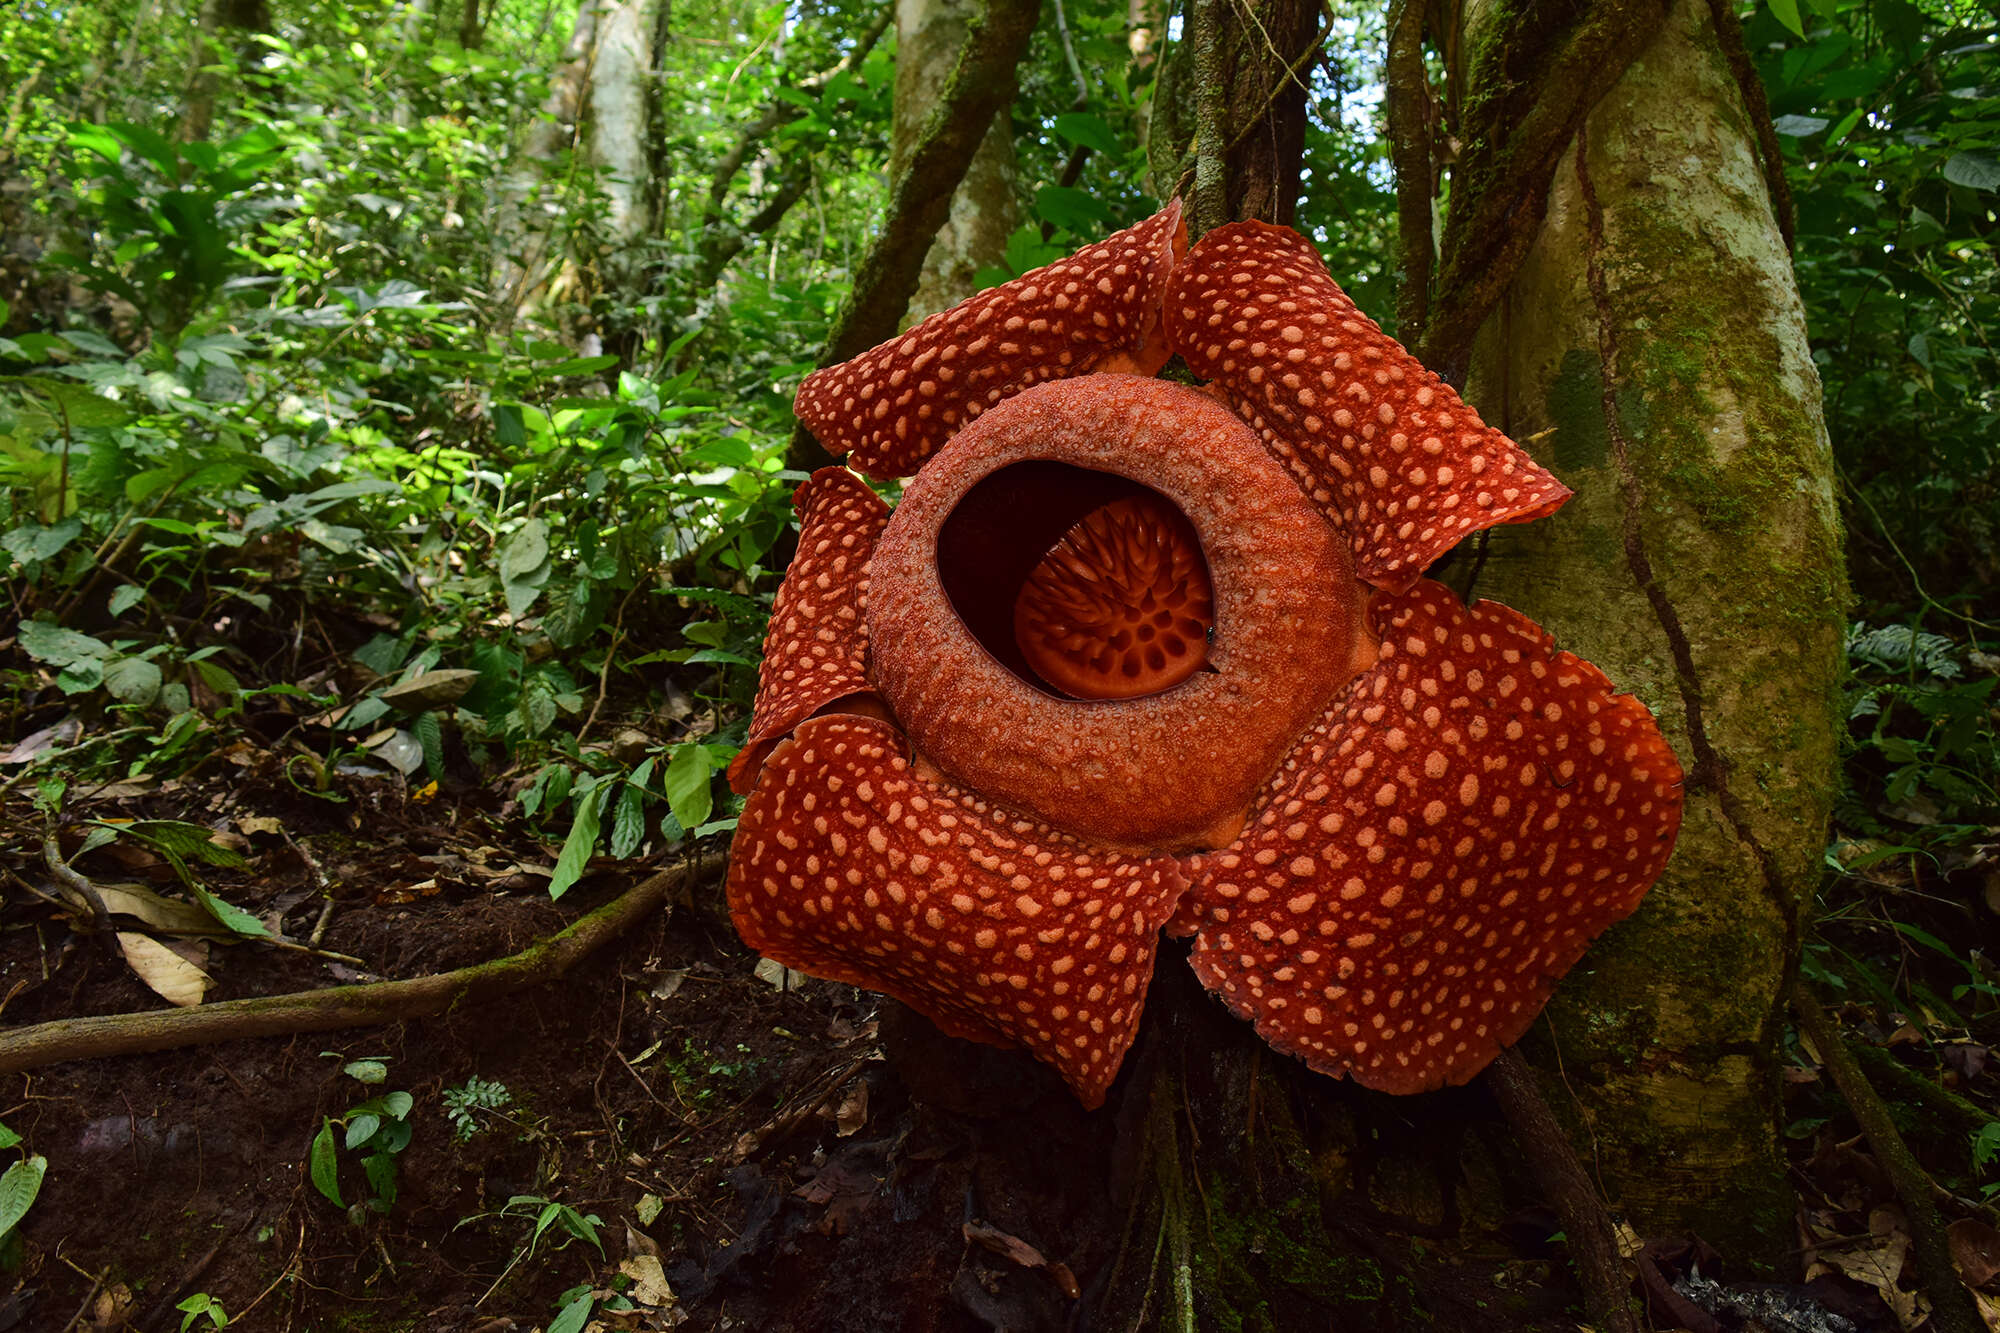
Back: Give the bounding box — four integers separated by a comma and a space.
0, 750, 1971, 1332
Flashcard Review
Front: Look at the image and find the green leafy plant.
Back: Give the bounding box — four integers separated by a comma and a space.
442, 1076, 513, 1142
175, 1291, 229, 1331
310, 1060, 414, 1218
0, 1121, 46, 1265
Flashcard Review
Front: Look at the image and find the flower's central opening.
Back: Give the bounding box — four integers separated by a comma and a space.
936, 461, 1214, 700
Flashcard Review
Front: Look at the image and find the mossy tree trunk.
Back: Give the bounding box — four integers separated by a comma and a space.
1442, 0, 1846, 1246
893, 0, 1021, 321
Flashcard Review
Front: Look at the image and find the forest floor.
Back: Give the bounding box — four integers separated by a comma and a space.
0, 732, 1980, 1333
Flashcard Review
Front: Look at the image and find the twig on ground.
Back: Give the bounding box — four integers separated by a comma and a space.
42, 833, 110, 933
0, 853, 725, 1076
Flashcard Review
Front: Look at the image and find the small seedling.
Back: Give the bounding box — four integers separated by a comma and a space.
443, 1075, 513, 1142
177, 1291, 229, 1329
310, 1058, 413, 1218
454, 1192, 606, 1308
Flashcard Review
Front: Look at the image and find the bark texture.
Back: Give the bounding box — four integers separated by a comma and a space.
1458, 0, 1846, 1247
893, 0, 1021, 321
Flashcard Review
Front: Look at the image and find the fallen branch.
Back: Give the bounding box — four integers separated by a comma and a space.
1484, 1047, 1641, 1333
1792, 980, 1984, 1333
0, 853, 725, 1078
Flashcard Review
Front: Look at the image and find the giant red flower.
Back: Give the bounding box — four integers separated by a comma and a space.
725, 202, 1684, 1108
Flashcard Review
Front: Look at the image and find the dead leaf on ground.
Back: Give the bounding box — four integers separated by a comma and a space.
376, 668, 480, 710
831, 1079, 868, 1137
963, 1220, 1082, 1299
96, 884, 230, 936
754, 957, 810, 991
0, 717, 80, 764
87, 1281, 135, 1331
237, 815, 287, 837
375, 878, 440, 905
619, 1253, 679, 1309
116, 932, 212, 1007
793, 1159, 878, 1236
1805, 1211, 1919, 1331
1952, 1218, 2000, 1288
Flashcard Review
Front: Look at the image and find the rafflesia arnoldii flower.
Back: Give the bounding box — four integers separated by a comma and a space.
725, 201, 1685, 1109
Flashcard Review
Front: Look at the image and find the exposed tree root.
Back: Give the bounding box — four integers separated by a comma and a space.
1485, 1047, 1641, 1333
0, 853, 724, 1078
1792, 980, 1984, 1333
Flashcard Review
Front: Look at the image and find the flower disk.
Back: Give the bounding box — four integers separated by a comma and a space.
1013, 493, 1215, 700
867, 375, 1372, 851
1175, 581, 1685, 1095
729, 714, 1190, 1108
1164, 221, 1572, 592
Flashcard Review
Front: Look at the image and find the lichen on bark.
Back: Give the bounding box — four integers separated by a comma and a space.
1458, 0, 1846, 1249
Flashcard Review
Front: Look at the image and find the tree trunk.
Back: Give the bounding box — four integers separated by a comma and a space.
893, 0, 1020, 321
589, 0, 657, 252
1453, 0, 1845, 1248
178, 0, 269, 143
494, 0, 602, 330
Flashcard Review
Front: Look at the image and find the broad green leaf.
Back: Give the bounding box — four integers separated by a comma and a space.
549, 1292, 595, 1333
1051, 112, 1123, 156
125, 820, 248, 868
362, 1152, 398, 1210
1767, 0, 1805, 38
0, 1124, 19, 1152
498, 518, 550, 583
345, 1114, 381, 1150
17, 620, 111, 669
108, 584, 147, 616
103, 655, 163, 706
1033, 185, 1118, 234
548, 781, 610, 899
610, 757, 656, 860
1, 517, 81, 565
344, 1059, 389, 1084
1943, 152, 2000, 193
0, 1155, 46, 1237
187, 883, 272, 938
663, 744, 714, 831
310, 1122, 342, 1206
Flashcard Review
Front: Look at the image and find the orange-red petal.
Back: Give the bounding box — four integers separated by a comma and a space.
725, 468, 890, 796
1163, 222, 1572, 593
1174, 580, 1683, 1094
728, 714, 1189, 1108
794, 200, 1189, 481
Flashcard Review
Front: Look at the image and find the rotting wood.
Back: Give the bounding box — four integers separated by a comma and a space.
0, 853, 724, 1077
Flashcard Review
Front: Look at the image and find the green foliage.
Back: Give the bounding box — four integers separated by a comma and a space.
1814, 614, 1998, 1024
1748, 0, 2000, 621
311, 1060, 414, 1217
443, 1075, 515, 1142
176, 1292, 230, 1331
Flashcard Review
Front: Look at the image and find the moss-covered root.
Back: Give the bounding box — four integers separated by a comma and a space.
1793, 983, 1984, 1333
